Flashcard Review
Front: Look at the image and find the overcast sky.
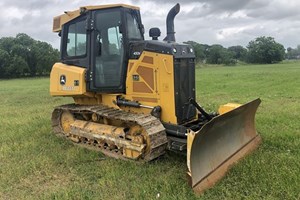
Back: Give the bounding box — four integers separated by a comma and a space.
0, 0, 299, 49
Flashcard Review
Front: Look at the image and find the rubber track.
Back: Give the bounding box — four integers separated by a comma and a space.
51, 104, 168, 162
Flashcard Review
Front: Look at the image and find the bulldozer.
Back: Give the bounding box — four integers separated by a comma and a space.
50, 3, 261, 194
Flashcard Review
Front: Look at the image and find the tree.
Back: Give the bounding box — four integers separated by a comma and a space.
246, 36, 285, 64
184, 41, 235, 65
0, 33, 59, 78
0, 37, 15, 53
184, 41, 207, 63
7, 56, 29, 78
228, 45, 247, 61
35, 41, 60, 75
206, 44, 235, 65
286, 45, 300, 59
0, 49, 11, 78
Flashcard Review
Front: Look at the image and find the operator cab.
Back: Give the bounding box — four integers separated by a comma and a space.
59, 5, 144, 93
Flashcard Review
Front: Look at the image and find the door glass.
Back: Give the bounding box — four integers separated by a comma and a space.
108, 26, 121, 55
66, 20, 87, 56
94, 10, 123, 88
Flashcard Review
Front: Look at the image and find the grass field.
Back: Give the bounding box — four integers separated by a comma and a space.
0, 61, 299, 199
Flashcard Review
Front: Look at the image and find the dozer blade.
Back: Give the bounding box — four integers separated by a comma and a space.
188, 98, 261, 194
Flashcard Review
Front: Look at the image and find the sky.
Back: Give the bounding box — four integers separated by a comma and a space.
0, 0, 300, 50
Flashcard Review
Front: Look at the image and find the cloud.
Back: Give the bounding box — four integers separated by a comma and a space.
246, 0, 300, 20
2, 0, 53, 9
0, 0, 300, 49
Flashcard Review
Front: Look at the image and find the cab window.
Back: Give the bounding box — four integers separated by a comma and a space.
126, 12, 142, 40
66, 19, 87, 57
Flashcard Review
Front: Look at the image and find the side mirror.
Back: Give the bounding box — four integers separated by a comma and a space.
149, 27, 161, 40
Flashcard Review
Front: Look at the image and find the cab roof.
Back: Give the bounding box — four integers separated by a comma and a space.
53, 4, 140, 32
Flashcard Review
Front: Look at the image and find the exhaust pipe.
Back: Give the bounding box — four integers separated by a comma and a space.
163, 3, 180, 42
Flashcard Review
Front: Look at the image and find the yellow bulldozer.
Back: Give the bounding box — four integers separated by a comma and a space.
50, 3, 261, 194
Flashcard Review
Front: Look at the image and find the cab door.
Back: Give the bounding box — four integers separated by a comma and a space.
88, 8, 126, 93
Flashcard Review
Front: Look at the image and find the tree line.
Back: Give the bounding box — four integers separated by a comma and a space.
0, 33, 299, 79
0, 33, 59, 78
185, 36, 288, 65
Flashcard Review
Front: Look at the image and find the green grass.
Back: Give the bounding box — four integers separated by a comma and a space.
0, 62, 299, 199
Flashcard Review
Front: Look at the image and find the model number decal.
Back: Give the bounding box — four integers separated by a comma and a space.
62, 86, 75, 91
133, 51, 141, 56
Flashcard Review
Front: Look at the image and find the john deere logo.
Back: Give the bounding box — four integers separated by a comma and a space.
60, 75, 66, 85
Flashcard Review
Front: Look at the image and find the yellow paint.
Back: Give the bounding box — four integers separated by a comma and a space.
73, 96, 100, 105
163, 83, 169, 92
50, 51, 179, 124
71, 119, 144, 159
102, 94, 119, 109
53, 4, 140, 32
123, 149, 141, 159
218, 103, 241, 115
73, 120, 125, 136
60, 111, 75, 134
50, 63, 87, 96
125, 51, 177, 124
50, 63, 121, 109
187, 130, 196, 172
